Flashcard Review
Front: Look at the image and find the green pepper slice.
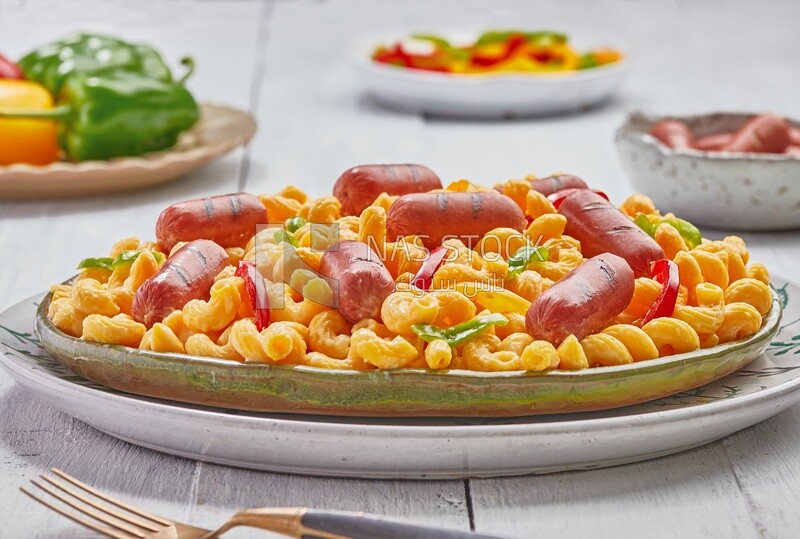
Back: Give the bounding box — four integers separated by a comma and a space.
506, 245, 549, 278
274, 229, 298, 247
635, 213, 702, 249
474, 30, 567, 47
284, 216, 307, 233
412, 313, 508, 348
77, 250, 164, 271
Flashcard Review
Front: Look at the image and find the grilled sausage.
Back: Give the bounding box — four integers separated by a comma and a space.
319, 240, 395, 324
559, 190, 665, 277
525, 254, 635, 346
333, 164, 442, 216
789, 127, 800, 147
386, 192, 527, 249
155, 193, 267, 253
694, 133, 733, 151
131, 239, 229, 327
529, 174, 589, 196
723, 114, 790, 154
649, 120, 695, 149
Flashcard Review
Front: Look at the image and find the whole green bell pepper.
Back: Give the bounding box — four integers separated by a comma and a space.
18, 33, 180, 97
0, 70, 200, 161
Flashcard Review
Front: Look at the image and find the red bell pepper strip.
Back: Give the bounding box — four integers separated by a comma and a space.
641, 259, 680, 325
548, 188, 609, 209
411, 246, 448, 291
0, 54, 24, 80
529, 50, 553, 63
235, 260, 270, 331
470, 34, 526, 67
373, 44, 413, 67
374, 43, 452, 73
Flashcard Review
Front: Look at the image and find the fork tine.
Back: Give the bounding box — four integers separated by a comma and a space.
31, 479, 148, 539
21, 486, 136, 539
51, 468, 172, 526
40, 474, 162, 534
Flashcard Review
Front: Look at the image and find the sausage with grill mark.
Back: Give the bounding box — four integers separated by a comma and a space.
131, 239, 229, 327
155, 193, 266, 253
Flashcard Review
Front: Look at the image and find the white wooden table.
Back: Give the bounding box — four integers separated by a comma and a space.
2, 0, 799, 537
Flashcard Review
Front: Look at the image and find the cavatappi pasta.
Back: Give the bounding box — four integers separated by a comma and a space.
48, 175, 773, 372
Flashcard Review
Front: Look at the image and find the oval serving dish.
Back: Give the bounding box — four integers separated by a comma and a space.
34, 289, 781, 418
616, 111, 800, 231
351, 33, 631, 118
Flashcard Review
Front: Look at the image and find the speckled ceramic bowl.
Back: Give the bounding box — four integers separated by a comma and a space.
615, 111, 800, 230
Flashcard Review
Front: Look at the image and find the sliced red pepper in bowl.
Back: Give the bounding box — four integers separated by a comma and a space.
548, 188, 609, 209
373, 44, 413, 67
411, 246, 448, 291
235, 260, 270, 331
641, 258, 680, 325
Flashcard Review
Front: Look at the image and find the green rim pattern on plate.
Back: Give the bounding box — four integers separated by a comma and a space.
29, 290, 782, 417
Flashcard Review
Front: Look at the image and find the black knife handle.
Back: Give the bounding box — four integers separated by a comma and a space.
301, 509, 505, 539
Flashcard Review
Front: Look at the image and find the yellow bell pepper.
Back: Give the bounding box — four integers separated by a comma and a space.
472, 288, 532, 315
0, 80, 59, 165
455, 283, 532, 315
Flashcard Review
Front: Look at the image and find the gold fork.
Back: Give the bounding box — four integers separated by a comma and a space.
22, 468, 502, 539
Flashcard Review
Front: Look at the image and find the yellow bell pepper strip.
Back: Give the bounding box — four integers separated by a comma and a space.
77, 250, 165, 271
641, 259, 680, 324
412, 313, 508, 348
634, 213, 702, 249
236, 260, 270, 330
506, 245, 549, 278
0, 54, 24, 80
411, 246, 448, 290
0, 80, 60, 165
452, 282, 531, 316
472, 288, 532, 316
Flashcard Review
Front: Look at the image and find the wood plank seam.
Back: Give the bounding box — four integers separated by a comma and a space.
463, 479, 476, 532
238, 0, 275, 192
721, 436, 769, 537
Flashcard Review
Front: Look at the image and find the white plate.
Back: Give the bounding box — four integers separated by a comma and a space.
351, 33, 631, 118
0, 104, 256, 199
2, 277, 800, 479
